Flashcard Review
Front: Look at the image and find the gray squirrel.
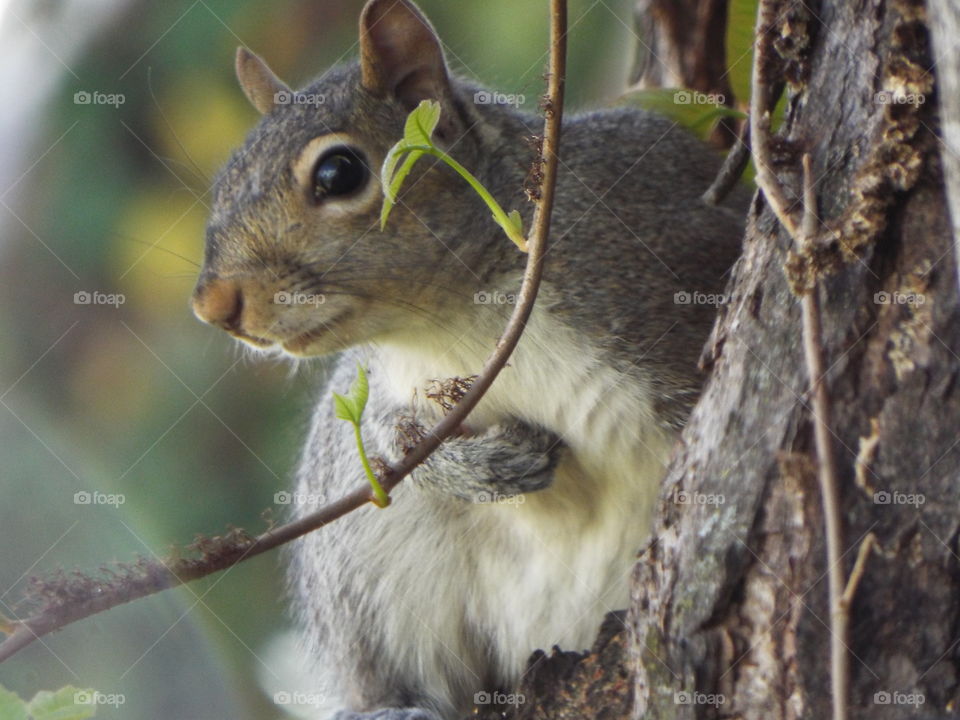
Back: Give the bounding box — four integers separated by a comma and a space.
191, 0, 748, 717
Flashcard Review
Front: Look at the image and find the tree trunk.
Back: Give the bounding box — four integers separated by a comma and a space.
481, 0, 958, 718
630, 0, 738, 146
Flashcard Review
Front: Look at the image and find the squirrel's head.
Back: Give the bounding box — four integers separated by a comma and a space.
192, 0, 508, 357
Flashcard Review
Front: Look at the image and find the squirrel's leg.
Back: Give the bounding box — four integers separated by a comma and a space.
394, 415, 565, 501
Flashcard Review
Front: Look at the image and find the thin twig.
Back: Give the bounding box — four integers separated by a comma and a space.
839, 533, 877, 611
702, 120, 751, 206
750, 3, 852, 718
0, 1, 568, 664
795, 134, 848, 720
749, 0, 799, 237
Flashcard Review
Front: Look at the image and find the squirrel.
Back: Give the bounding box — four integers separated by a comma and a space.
191, 0, 748, 718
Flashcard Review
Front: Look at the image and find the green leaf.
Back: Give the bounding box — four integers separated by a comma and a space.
27, 687, 97, 720
380, 148, 424, 229
331, 364, 389, 508
689, 105, 747, 131
378, 100, 528, 250
726, 0, 759, 103
614, 88, 742, 141
332, 364, 369, 426
379, 99, 440, 229
402, 99, 441, 147
332, 392, 358, 424
495, 209, 526, 250
0, 686, 28, 720
351, 364, 369, 416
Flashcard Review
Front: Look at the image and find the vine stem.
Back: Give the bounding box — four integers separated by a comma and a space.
0, 0, 568, 664
750, 1, 857, 716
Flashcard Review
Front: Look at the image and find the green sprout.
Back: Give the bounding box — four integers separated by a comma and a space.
332, 363, 390, 508
341, 102, 529, 508
380, 100, 527, 251
0, 683, 98, 720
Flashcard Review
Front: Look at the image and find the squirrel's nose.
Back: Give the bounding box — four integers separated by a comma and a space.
192, 276, 243, 331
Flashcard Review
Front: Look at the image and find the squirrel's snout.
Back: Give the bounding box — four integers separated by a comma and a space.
192, 276, 243, 331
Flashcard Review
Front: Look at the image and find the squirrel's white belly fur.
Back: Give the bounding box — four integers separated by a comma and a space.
356, 288, 675, 698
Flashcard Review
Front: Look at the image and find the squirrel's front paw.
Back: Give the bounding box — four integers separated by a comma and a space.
405, 419, 564, 501
333, 709, 441, 720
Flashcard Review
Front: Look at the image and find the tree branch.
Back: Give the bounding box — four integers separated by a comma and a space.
797, 153, 849, 720
749, 0, 799, 238
750, 5, 857, 719
0, 1, 568, 664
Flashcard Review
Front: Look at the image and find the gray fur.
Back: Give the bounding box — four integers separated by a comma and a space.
193, 2, 750, 718
398, 417, 563, 501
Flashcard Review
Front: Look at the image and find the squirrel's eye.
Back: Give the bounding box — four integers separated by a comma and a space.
312, 147, 367, 201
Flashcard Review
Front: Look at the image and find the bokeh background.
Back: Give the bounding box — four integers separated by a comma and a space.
0, 1, 638, 717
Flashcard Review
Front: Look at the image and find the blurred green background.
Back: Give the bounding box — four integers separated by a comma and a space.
0, 1, 636, 717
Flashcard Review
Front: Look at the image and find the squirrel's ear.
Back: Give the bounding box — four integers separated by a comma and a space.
235, 47, 291, 115
359, 0, 452, 111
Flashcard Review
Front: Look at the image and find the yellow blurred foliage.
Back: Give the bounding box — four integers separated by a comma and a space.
154, 75, 253, 176
112, 77, 253, 316
112, 185, 206, 316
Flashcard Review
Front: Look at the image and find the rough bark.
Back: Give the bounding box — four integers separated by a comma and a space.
476, 0, 957, 718
631, 0, 958, 718
630, 0, 733, 99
